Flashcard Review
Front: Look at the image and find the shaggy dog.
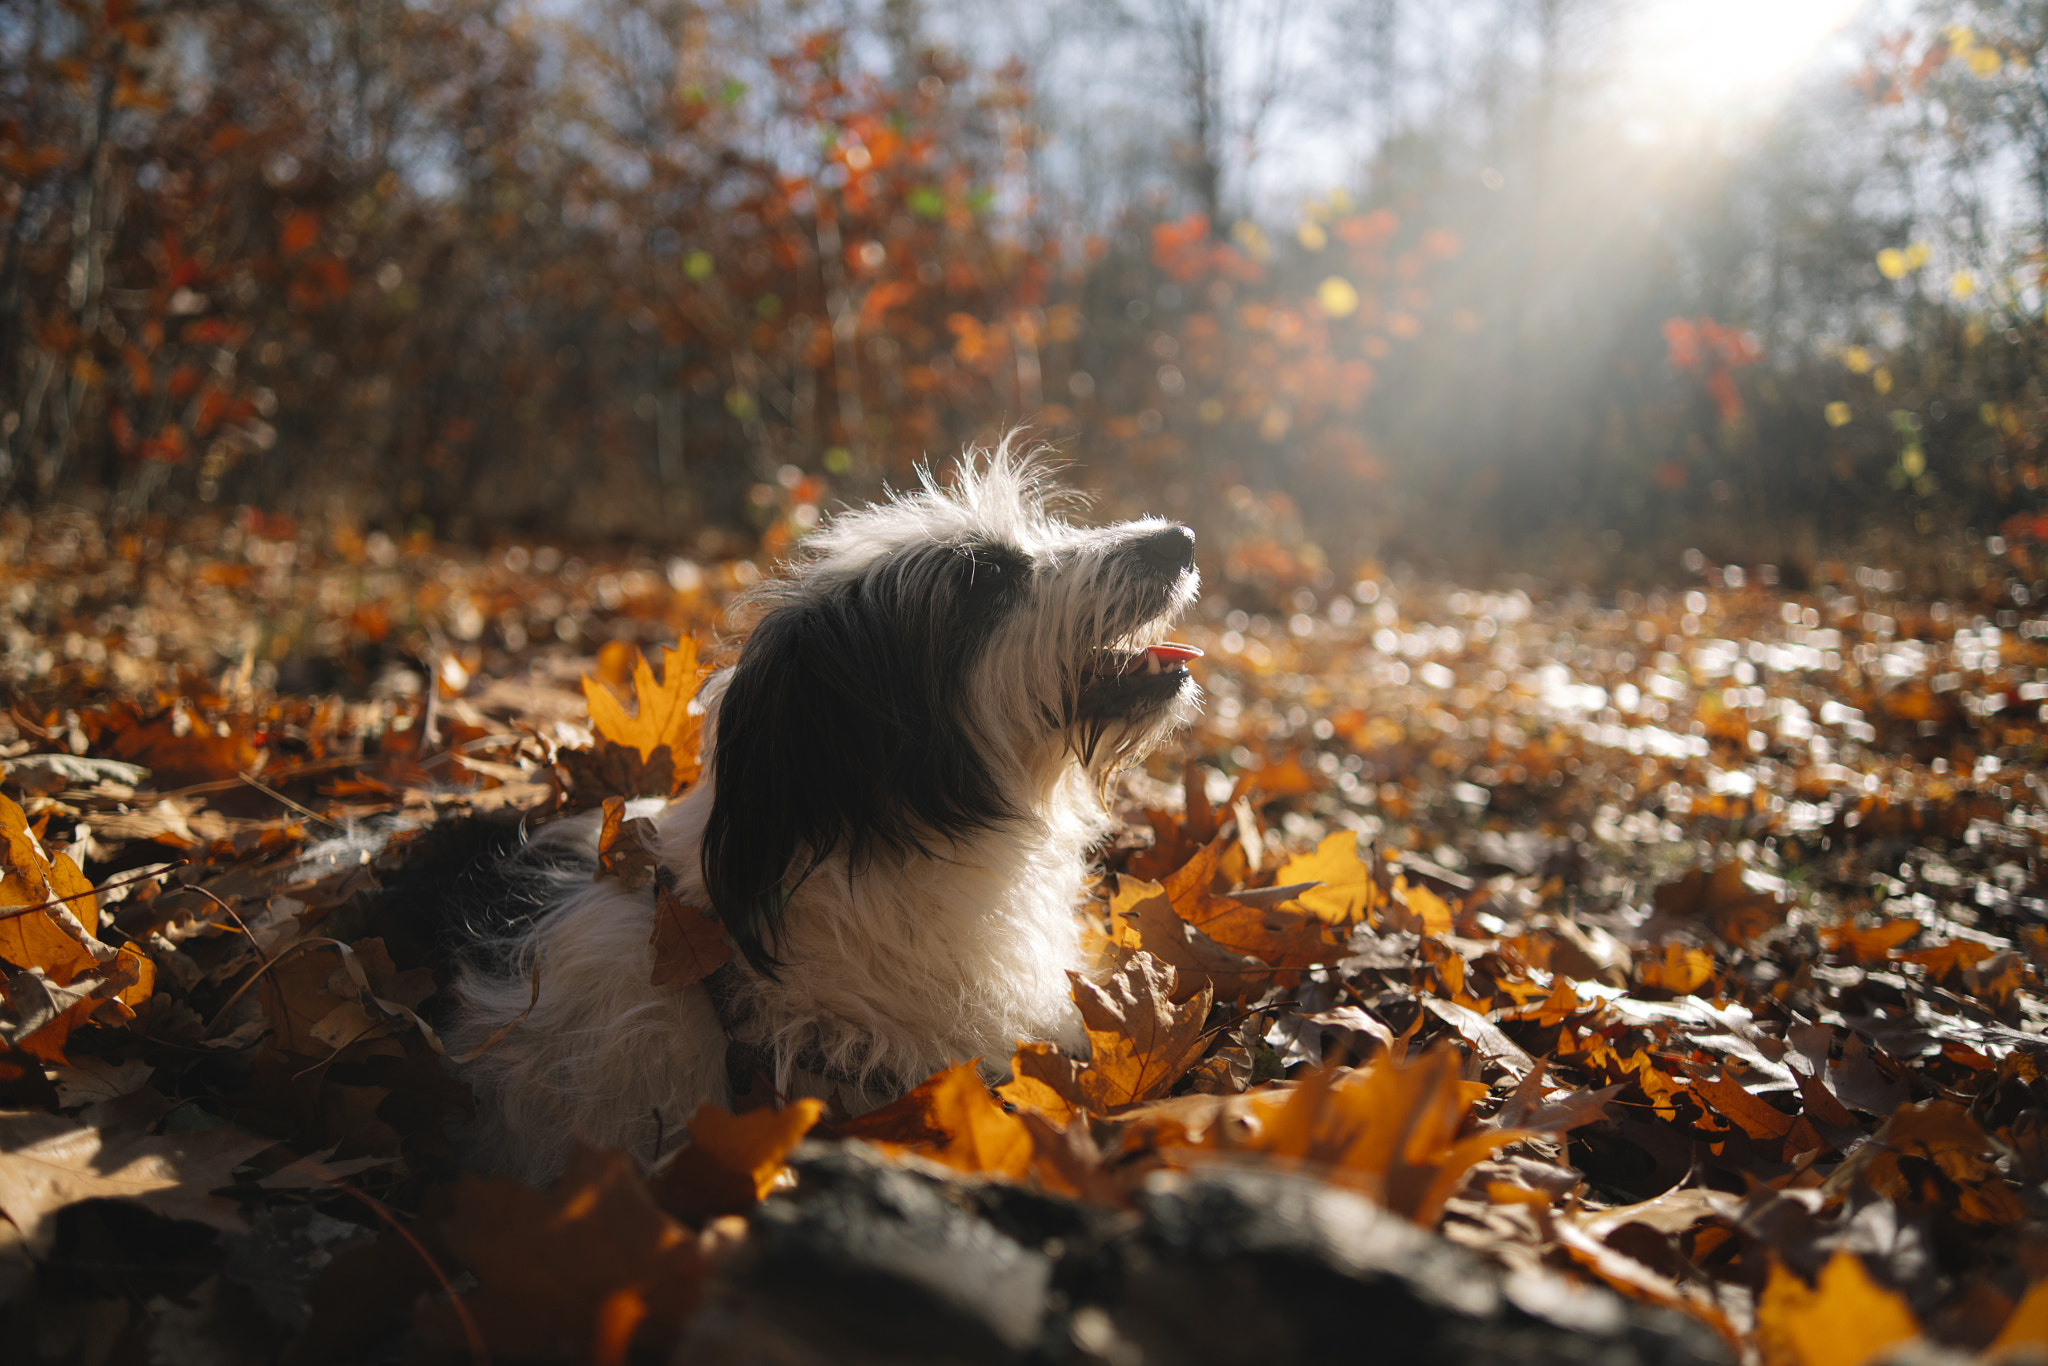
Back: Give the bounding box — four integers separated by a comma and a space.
447, 451, 1202, 1182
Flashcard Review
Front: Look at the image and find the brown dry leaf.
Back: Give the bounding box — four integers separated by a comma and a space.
1160, 835, 1224, 911
654, 1098, 823, 1225
1109, 875, 1273, 1002
0, 796, 150, 1062
838, 1060, 1036, 1179
0, 1108, 276, 1253
581, 641, 702, 784
1546, 1212, 1739, 1347
560, 740, 677, 805
1069, 951, 1213, 1110
1830, 1098, 2026, 1225
1690, 1070, 1797, 1143
1273, 831, 1380, 926
1183, 893, 1346, 969
595, 797, 660, 890
422, 1146, 708, 1363
1651, 862, 1789, 946
650, 885, 732, 989
90, 700, 261, 787
1755, 1251, 1920, 1366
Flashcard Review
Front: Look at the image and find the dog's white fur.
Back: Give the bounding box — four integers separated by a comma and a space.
448, 450, 1199, 1182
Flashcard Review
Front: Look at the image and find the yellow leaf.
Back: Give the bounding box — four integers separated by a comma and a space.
1230, 220, 1273, 261
581, 641, 702, 775
1756, 1251, 1920, 1366
998, 1041, 1084, 1124
1275, 831, 1378, 926
1392, 876, 1453, 937
1903, 242, 1930, 270
1993, 1277, 2048, 1353
680, 1099, 821, 1201
846, 1061, 1037, 1179
1824, 401, 1852, 427
1952, 270, 1977, 299
1873, 366, 1893, 395
1316, 275, 1359, 318
1839, 345, 1872, 374
1297, 221, 1328, 251
1876, 249, 1907, 280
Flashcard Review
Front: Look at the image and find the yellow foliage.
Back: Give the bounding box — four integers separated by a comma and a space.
1317, 275, 1359, 317
1756, 1252, 1919, 1366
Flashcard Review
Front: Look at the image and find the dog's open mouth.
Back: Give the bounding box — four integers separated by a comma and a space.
1093, 642, 1202, 677
1075, 641, 1201, 718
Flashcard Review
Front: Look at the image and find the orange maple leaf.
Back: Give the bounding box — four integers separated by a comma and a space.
1755, 1251, 1920, 1366
582, 641, 703, 782
1190, 1050, 1517, 1225
840, 1060, 1037, 1180
653, 1099, 822, 1225
1066, 951, 1214, 1111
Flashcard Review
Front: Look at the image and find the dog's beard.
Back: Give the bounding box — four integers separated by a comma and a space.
977, 554, 1203, 786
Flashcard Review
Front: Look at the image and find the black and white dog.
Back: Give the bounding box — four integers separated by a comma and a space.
448, 450, 1201, 1181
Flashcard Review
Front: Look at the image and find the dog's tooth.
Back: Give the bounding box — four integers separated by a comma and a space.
1146, 652, 1161, 675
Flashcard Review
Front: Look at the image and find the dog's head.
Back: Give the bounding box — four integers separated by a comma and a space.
701, 446, 1201, 969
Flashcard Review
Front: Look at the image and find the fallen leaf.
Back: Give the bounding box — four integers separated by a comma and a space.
653, 1098, 823, 1224
581, 642, 702, 782
0, 1107, 275, 1253
1755, 1250, 1920, 1366
1069, 951, 1213, 1109
422, 1146, 708, 1363
0, 793, 101, 987
1992, 1277, 2048, 1355
1651, 862, 1789, 946
1109, 875, 1271, 1001
1274, 831, 1381, 925
838, 1060, 1035, 1179
1208, 1050, 1520, 1225
650, 885, 732, 989
595, 797, 661, 889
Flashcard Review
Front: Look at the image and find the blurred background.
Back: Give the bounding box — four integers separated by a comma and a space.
3, 0, 2044, 586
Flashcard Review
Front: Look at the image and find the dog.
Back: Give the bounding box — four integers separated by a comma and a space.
446, 448, 1202, 1182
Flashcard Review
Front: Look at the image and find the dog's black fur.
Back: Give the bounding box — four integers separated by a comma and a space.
703, 538, 1034, 973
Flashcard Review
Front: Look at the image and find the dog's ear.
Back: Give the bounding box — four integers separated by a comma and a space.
700, 547, 1022, 973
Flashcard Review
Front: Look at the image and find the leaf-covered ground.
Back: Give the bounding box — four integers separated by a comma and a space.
7, 506, 2048, 1364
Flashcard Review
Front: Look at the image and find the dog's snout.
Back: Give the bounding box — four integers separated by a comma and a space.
1136, 525, 1196, 573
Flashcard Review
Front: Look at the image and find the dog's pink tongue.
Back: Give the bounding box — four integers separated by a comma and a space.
1147, 643, 1202, 665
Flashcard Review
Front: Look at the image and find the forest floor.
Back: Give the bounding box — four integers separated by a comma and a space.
5, 504, 2048, 1365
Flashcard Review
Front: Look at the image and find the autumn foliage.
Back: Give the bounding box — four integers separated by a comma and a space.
9, 504, 2048, 1360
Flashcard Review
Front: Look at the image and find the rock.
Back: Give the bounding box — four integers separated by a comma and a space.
686, 1142, 1732, 1366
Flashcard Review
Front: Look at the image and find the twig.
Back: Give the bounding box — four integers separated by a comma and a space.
237, 771, 342, 830
0, 862, 180, 924
274, 1155, 490, 1366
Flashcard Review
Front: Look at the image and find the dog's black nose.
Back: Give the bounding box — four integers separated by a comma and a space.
1135, 525, 1196, 573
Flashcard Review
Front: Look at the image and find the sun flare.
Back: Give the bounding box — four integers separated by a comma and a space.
1625, 0, 1868, 118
